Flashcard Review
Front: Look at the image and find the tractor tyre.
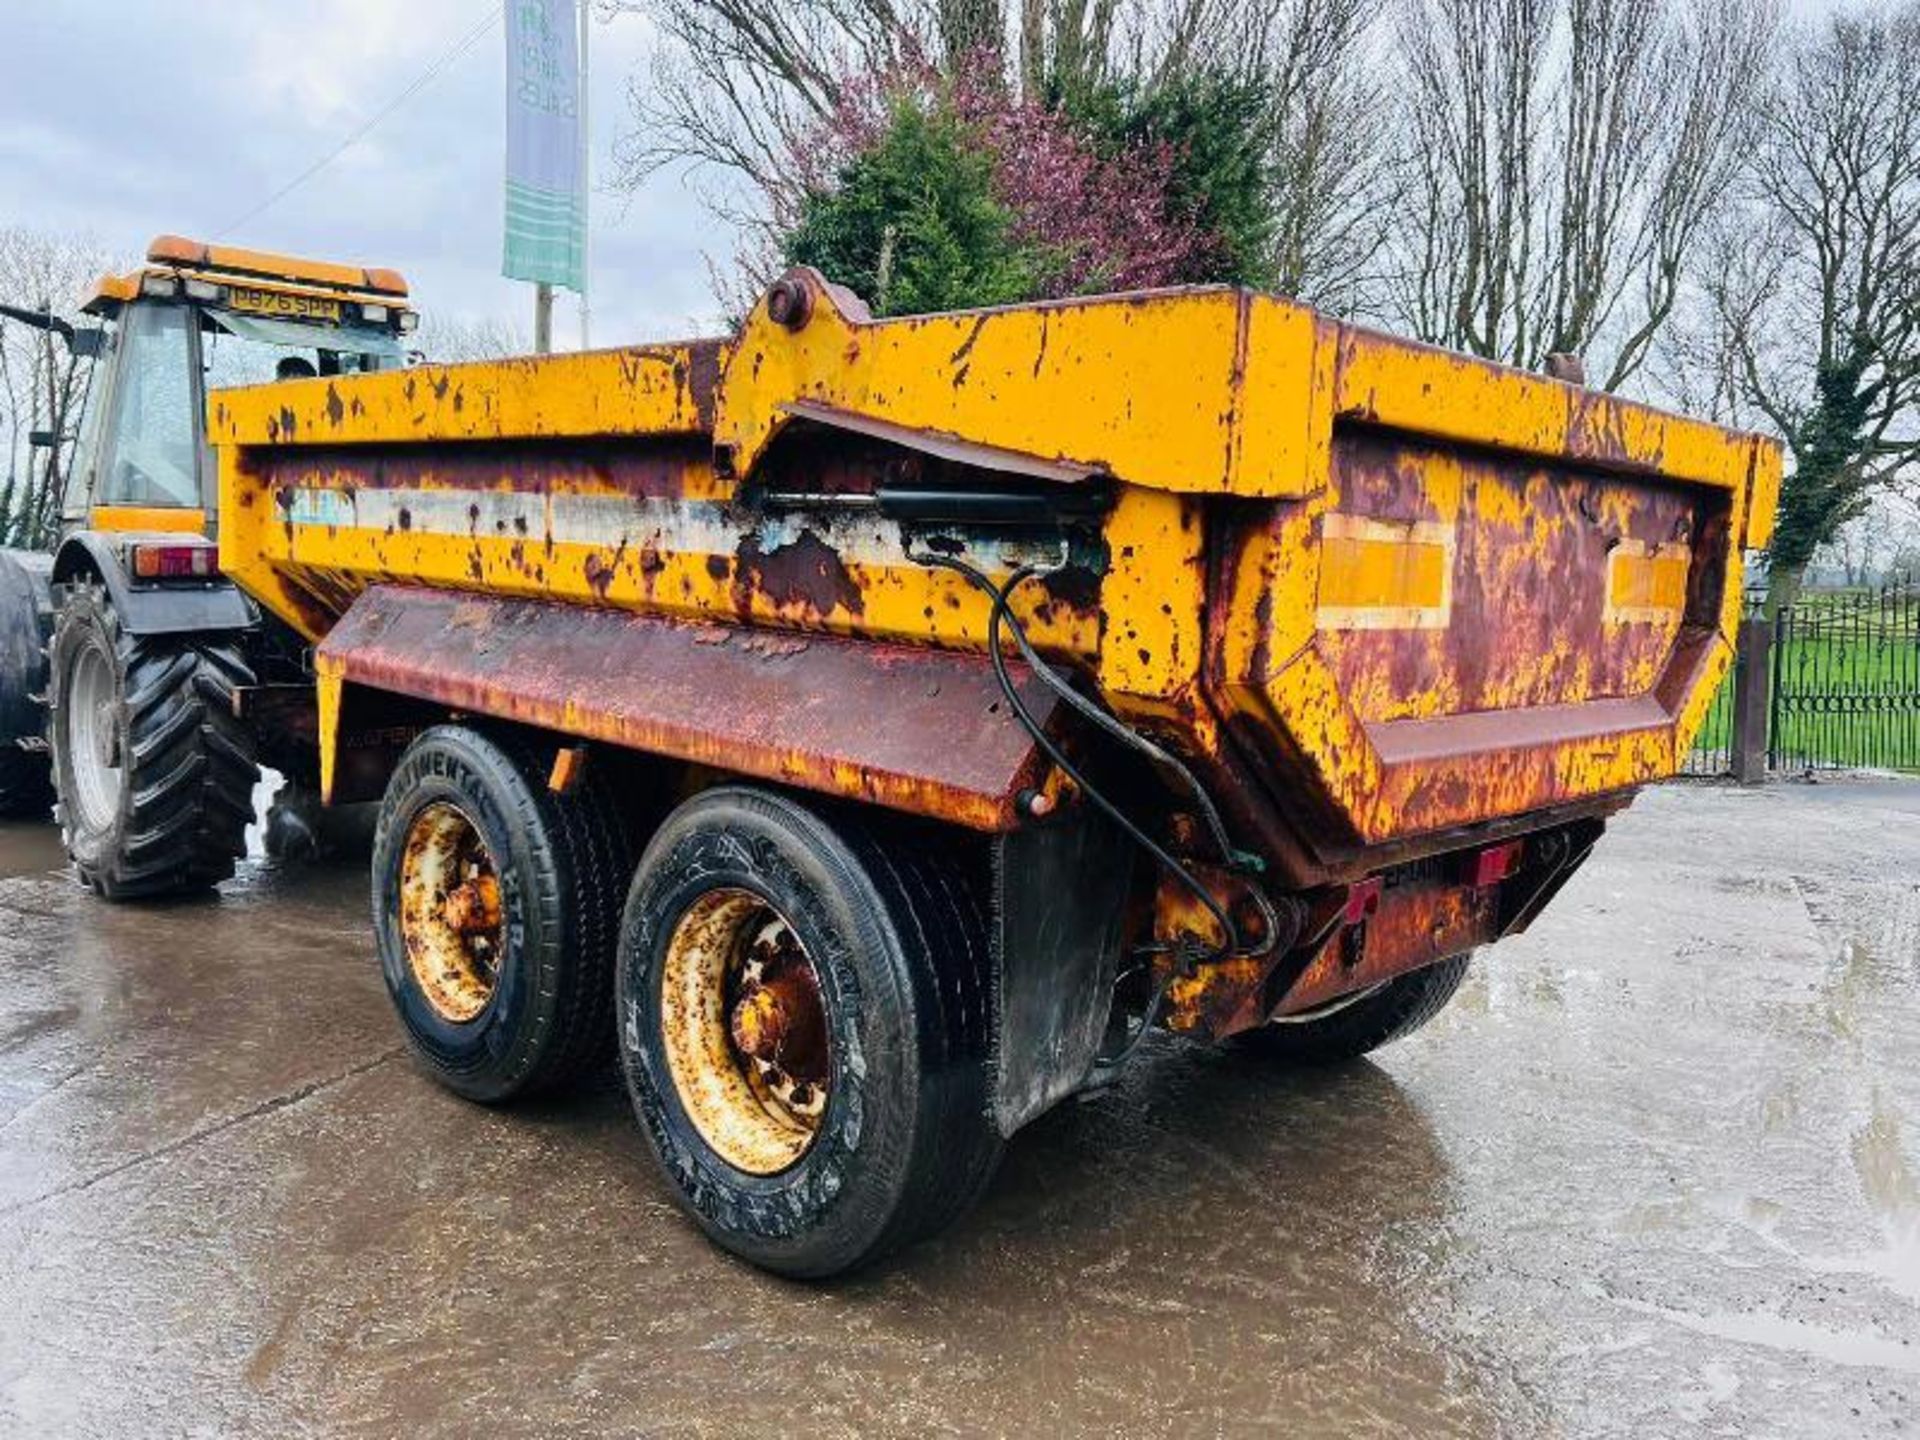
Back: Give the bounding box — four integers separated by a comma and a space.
47, 579, 258, 898
0, 749, 53, 819
0, 550, 52, 818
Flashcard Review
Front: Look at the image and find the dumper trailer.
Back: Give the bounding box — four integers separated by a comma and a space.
194, 270, 1778, 1276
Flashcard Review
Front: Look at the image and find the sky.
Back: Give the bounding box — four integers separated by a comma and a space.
0, 1, 1846, 353
0, 1, 726, 346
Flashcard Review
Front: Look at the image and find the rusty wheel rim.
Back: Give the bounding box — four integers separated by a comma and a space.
398, 801, 505, 1024
660, 888, 831, 1176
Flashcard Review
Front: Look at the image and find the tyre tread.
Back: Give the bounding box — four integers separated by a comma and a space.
48, 581, 258, 899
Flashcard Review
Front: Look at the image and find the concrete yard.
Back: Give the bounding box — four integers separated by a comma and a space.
0, 778, 1916, 1436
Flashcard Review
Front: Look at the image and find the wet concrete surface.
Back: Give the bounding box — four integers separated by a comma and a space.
0, 778, 1916, 1437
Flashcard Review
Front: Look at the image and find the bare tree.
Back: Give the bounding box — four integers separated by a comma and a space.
410, 313, 530, 364
607, 0, 932, 224
1385, 0, 1774, 390
1705, 6, 1920, 611
1252, 0, 1392, 309
1817, 492, 1920, 587
0, 227, 117, 551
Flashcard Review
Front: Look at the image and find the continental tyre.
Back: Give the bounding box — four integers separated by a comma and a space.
372, 726, 633, 1103
617, 787, 1000, 1279
48, 579, 258, 898
1232, 953, 1473, 1065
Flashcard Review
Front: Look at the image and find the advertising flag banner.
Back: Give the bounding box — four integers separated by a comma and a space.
504, 0, 584, 291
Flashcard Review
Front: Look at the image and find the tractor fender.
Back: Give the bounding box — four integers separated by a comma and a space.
0, 549, 53, 745
51, 532, 255, 637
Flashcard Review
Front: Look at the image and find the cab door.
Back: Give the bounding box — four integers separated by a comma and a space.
75, 301, 208, 537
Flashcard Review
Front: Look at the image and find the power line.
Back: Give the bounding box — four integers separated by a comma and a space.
216, 4, 503, 240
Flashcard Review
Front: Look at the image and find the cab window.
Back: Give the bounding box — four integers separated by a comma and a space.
61, 322, 116, 520
97, 304, 199, 508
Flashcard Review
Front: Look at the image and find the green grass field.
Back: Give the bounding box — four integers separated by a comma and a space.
1687, 590, 1920, 773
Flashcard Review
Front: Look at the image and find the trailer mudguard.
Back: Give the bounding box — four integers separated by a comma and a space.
310, 584, 1063, 831
990, 811, 1134, 1134
52, 532, 255, 637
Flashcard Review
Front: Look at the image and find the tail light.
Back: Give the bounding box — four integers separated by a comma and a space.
1467, 839, 1526, 888
1342, 876, 1383, 924
129, 542, 217, 581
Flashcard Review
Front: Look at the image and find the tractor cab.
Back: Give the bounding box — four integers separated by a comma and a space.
0, 235, 418, 819
64, 234, 417, 537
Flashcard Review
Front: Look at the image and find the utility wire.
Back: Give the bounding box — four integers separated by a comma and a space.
216, 4, 504, 239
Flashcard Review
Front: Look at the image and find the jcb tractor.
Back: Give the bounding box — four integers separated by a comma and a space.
0, 235, 416, 893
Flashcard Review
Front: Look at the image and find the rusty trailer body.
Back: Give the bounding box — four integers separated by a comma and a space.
206, 271, 1778, 1275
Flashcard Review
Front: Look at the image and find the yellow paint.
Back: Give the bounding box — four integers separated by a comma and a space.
88, 505, 206, 535
207, 345, 716, 450
1605, 541, 1691, 625
214, 270, 1784, 852
315, 660, 342, 804
1095, 488, 1206, 708
1316, 516, 1453, 630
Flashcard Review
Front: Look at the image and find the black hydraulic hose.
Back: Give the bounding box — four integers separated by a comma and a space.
984, 568, 1256, 875
912, 549, 1244, 963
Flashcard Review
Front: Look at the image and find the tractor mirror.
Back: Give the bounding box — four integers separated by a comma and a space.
27, 430, 56, 449
69, 327, 106, 359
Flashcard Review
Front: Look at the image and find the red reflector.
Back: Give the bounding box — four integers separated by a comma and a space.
130, 543, 215, 580
1342, 877, 1382, 925
1471, 840, 1525, 888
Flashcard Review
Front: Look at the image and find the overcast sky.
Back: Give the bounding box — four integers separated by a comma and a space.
2, 2, 1845, 353
0, 1, 724, 346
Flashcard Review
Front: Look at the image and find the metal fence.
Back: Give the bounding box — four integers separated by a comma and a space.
1770, 578, 1920, 773
1683, 577, 1920, 778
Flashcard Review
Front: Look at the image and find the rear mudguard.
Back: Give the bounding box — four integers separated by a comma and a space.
51, 532, 255, 637
0, 549, 52, 745
315, 582, 1134, 1135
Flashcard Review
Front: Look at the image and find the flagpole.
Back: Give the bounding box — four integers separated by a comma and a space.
577, 0, 591, 351
535, 283, 553, 353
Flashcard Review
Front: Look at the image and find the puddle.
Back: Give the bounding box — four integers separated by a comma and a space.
1613, 1296, 1920, 1375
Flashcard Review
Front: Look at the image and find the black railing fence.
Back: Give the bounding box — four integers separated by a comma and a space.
1683, 576, 1920, 778
1770, 578, 1920, 773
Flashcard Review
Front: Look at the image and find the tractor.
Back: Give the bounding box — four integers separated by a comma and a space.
0, 235, 416, 893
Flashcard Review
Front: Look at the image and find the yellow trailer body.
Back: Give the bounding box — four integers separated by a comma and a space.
210, 271, 1778, 1038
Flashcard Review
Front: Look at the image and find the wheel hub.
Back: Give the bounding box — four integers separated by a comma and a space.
660, 891, 831, 1175
62, 640, 124, 833
397, 802, 504, 1023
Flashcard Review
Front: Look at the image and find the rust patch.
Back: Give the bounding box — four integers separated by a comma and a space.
318, 584, 1059, 831
1273, 877, 1497, 1016
733, 529, 864, 620
584, 551, 617, 599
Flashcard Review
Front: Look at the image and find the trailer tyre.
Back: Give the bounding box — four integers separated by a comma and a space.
1232, 953, 1473, 1065
48, 580, 258, 897
618, 787, 1000, 1279
372, 726, 632, 1104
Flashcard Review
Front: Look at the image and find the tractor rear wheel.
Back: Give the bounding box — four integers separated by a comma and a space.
47, 580, 258, 898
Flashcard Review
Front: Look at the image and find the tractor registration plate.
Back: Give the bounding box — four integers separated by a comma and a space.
227, 287, 342, 323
